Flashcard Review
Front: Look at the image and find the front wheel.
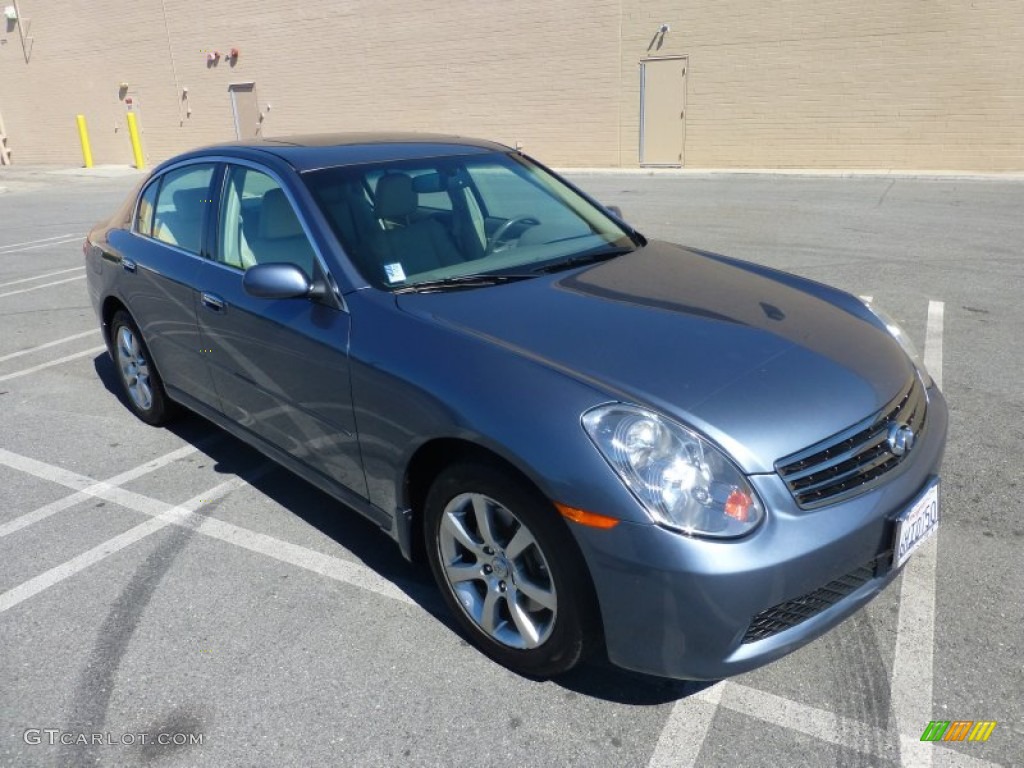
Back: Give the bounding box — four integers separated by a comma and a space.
424, 461, 599, 678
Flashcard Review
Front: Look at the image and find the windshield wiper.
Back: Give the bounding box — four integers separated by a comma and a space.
392, 273, 536, 294
532, 245, 634, 274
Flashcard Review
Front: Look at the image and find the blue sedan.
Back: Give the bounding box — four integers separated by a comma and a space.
85, 134, 946, 680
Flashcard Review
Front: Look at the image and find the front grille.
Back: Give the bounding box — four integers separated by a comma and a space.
776, 376, 927, 509
741, 557, 883, 644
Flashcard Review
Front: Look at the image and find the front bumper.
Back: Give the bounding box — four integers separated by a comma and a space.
571, 385, 948, 681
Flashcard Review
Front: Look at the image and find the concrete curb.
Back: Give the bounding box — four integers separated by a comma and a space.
557, 167, 1024, 181
4, 164, 1022, 185
45, 165, 146, 178
0, 165, 145, 193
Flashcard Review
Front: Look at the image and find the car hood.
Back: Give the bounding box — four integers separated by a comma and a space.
395, 241, 913, 473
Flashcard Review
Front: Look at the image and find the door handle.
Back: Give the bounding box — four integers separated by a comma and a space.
122, 258, 137, 273
201, 292, 226, 312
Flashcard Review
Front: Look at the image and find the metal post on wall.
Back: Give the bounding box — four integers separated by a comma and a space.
126, 112, 144, 169
75, 115, 93, 168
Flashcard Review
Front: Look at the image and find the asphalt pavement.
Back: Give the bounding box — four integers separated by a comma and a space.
0, 165, 1021, 768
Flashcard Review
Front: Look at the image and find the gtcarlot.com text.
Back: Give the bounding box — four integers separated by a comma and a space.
23, 729, 204, 747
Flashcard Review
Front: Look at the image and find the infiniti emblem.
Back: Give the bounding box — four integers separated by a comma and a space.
887, 423, 916, 457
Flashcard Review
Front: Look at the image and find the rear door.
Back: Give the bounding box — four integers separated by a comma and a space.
195, 162, 367, 498
113, 161, 218, 404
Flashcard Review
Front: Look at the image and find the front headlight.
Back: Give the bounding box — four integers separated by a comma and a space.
582, 404, 764, 538
863, 299, 933, 387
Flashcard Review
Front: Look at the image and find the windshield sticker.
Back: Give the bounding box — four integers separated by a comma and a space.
384, 263, 407, 284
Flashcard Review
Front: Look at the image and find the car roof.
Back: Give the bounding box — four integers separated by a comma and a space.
174, 132, 513, 173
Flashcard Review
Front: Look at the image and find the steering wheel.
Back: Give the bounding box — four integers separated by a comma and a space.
485, 216, 539, 255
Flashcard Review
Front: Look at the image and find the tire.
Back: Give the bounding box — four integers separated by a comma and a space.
110, 310, 177, 426
424, 460, 599, 678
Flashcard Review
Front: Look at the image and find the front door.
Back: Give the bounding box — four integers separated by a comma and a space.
228, 83, 261, 140
640, 57, 687, 167
196, 163, 367, 498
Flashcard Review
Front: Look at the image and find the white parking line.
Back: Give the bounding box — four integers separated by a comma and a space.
924, 301, 944, 390
0, 274, 87, 299
0, 443, 208, 538
705, 681, 996, 768
891, 299, 944, 768
0, 477, 248, 614
0, 345, 106, 382
192, 515, 415, 606
0, 236, 83, 255
0, 266, 84, 289
719, 682, 887, 757
0, 329, 100, 363
0, 448, 415, 610
0, 233, 79, 252
647, 683, 724, 767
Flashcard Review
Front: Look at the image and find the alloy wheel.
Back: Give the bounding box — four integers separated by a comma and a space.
437, 492, 558, 649
116, 325, 153, 412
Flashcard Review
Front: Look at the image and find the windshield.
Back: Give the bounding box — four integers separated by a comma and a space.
302, 151, 635, 289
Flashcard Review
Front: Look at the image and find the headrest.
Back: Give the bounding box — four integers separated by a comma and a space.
374, 173, 416, 219
259, 188, 304, 240
412, 172, 444, 194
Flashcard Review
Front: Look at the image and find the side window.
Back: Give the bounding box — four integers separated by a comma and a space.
150, 164, 216, 255
217, 165, 316, 278
135, 179, 159, 236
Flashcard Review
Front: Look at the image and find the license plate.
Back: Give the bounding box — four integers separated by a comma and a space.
893, 481, 940, 570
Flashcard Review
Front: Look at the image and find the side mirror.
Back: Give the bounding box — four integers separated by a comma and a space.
605, 204, 624, 219
243, 262, 313, 299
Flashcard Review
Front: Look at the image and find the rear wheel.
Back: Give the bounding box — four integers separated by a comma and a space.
424, 460, 599, 678
110, 310, 176, 426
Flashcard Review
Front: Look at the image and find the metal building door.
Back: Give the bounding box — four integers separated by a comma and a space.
228, 83, 261, 139
640, 57, 687, 167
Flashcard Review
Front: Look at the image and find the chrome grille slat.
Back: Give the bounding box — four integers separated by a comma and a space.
793, 450, 899, 496
776, 376, 928, 509
782, 429, 890, 483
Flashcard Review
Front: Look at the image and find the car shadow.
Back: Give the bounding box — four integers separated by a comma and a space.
93, 352, 717, 706
554, 663, 717, 705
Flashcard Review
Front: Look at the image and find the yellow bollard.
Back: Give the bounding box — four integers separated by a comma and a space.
75, 115, 93, 168
126, 111, 144, 169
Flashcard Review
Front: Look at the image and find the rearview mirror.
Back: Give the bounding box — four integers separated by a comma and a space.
243, 263, 313, 299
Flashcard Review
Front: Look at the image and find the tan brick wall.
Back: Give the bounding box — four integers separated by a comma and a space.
0, 0, 622, 167
0, 1, 1020, 170
618, 0, 1024, 170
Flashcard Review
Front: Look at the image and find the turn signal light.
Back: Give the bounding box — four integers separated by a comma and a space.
555, 503, 620, 529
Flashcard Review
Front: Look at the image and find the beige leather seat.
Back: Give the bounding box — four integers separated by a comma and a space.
252, 188, 316, 277
368, 173, 464, 278
153, 188, 207, 253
